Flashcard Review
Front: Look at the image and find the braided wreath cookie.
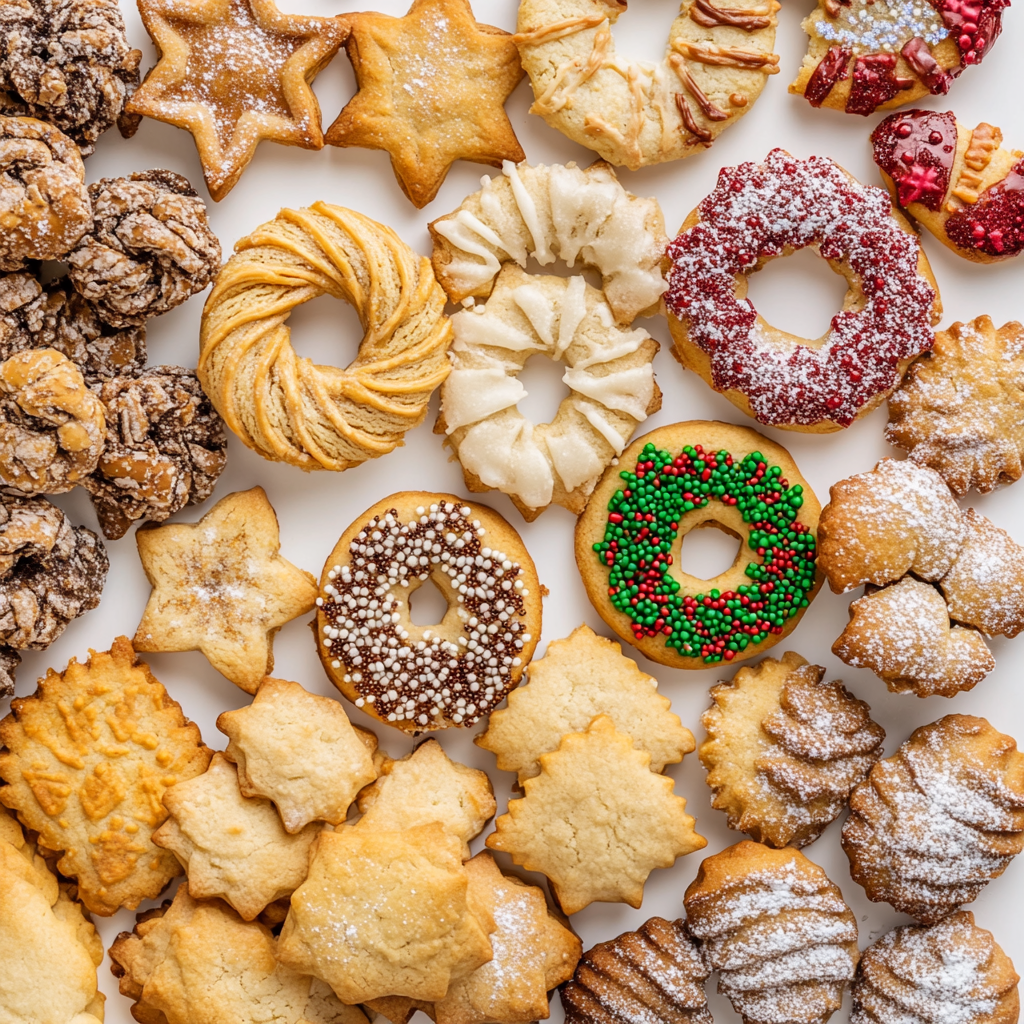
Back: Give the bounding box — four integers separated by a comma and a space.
198, 204, 453, 471
872, 110, 1024, 262
791, 0, 1008, 115
514, 0, 780, 169
664, 149, 941, 433
316, 493, 542, 733
575, 421, 822, 669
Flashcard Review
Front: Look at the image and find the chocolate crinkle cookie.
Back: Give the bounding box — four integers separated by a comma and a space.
0, 0, 141, 156
84, 366, 228, 539
0, 490, 109, 696
67, 170, 222, 328
0, 270, 146, 379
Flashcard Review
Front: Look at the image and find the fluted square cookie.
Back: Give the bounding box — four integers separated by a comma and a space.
218, 677, 378, 833
278, 824, 494, 1003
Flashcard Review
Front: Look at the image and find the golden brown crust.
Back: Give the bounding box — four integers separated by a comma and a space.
575, 420, 822, 669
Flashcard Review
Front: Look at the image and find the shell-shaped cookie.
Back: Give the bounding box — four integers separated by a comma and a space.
852, 911, 1020, 1024
561, 917, 711, 1024
701, 652, 885, 848
684, 841, 859, 1024
842, 715, 1024, 924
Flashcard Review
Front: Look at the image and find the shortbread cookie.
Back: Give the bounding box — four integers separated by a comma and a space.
278, 824, 494, 1003
487, 714, 706, 915
833, 577, 995, 697
110, 886, 370, 1024
887, 317, 1024, 496
818, 458, 965, 593
355, 740, 495, 859
134, 487, 318, 693
701, 651, 885, 848
153, 753, 323, 921
438, 264, 660, 519
218, 678, 378, 833
326, 0, 525, 209
477, 624, 695, 785
0, 636, 211, 916
843, 715, 1024, 924
516, 0, 780, 169
561, 917, 712, 1024
317, 494, 541, 732
0, 812, 105, 1024
684, 841, 860, 1024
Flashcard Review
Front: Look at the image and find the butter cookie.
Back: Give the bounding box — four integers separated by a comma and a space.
843, 715, 1024, 924
477, 624, 694, 785
277, 823, 494, 1004
110, 885, 370, 1024
684, 840, 860, 1024
153, 752, 323, 921
217, 677, 378, 833
701, 651, 884, 848
134, 486, 318, 693
354, 739, 495, 859
486, 714, 706, 915
561, 917, 711, 1024
0, 636, 212, 915
852, 911, 1019, 1024
887, 317, 1024, 496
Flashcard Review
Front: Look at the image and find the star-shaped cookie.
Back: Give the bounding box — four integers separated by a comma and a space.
326, 0, 525, 208
887, 316, 1024, 497
128, 0, 348, 200
134, 487, 318, 693
486, 715, 707, 915
153, 753, 323, 920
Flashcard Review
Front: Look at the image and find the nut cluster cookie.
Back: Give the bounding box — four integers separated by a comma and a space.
843, 715, 1024, 923
701, 651, 885, 848
684, 841, 860, 1024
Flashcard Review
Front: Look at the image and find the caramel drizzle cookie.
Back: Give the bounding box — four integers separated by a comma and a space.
515, 0, 780, 169
887, 317, 1024, 495
0, 636, 212, 916
701, 651, 885, 848
843, 715, 1024, 924
316, 493, 542, 732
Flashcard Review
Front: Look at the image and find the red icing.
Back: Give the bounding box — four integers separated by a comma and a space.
945, 159, 1024, 257
871, 109, 957, 212
664, 150, 936, 428
845, 54, 914, 115
805, 46, 851, 106
928, 0, 1010, 67
901, 36, 953, 93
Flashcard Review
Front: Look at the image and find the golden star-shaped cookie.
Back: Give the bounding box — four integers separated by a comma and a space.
128, 0, 348, 200
134, 487, 318, 693
326, 0, 525, 208
486, 715, 707, 915
153, 753, 323, 920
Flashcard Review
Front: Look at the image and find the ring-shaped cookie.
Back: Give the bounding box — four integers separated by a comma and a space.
316, 492, 542, 733
664, 149, 941, 433
198, 203, 453, 471
439, 265, 660, 520
514, 0, 780, 169
429, 160, 668, 324
576, 421, 822, 668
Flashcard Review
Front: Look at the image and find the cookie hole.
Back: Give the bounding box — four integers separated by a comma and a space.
745, 246, 850, 342
283, 291, 365, 366
408, 578, 450, 627
606, 0, 682, 63
516, 353, 570, 425
677, 525, 742, 581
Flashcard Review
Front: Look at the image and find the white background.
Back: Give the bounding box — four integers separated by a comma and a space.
8, 0, 1024, 1020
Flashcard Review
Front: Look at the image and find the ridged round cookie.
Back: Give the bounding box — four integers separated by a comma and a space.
316, 492, 542, 733
576, 420, 822, 669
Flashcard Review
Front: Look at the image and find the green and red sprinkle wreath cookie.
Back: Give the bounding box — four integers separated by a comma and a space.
576, 422, 822, 669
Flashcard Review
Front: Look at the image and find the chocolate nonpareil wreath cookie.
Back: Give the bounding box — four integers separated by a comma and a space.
576, 421, 821, 668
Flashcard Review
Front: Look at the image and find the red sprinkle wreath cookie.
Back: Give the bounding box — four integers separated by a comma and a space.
317, 493, 542, 732
575, 421, 822, 668
664, 149, 941, 432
